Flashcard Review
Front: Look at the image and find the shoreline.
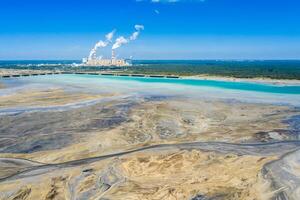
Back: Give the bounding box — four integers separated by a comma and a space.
182, 75, 300, 86
1, 68, 300, 86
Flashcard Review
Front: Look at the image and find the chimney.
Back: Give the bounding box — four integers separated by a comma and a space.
112, 50, 115, 60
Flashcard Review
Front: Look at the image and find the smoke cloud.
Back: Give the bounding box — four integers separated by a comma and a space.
112, 25, 144, 50
112, 36, 129, 50
105, 30, 115, 41
88, 30, 115, 60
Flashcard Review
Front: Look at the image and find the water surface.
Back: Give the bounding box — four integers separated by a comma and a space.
2, 74, 300, 106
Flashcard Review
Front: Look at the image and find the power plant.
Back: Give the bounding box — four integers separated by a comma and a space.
82, 50, 131, 66
82, 25, 144, 67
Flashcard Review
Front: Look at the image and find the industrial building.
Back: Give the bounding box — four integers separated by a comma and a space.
82, 50, 131, 67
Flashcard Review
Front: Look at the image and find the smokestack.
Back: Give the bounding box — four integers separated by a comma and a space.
88, 30, 116, 60
112, 50, 115, 60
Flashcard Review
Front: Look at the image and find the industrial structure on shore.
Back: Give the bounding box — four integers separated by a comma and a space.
82, 25, 143, 67
82, 50, 131, 67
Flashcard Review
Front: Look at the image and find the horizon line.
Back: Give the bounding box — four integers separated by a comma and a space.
1, 59, 300, 61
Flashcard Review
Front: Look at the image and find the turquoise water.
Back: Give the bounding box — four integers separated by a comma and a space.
2, 74, 300, 95
74, 74, 300, 95
2, 74, 300, 106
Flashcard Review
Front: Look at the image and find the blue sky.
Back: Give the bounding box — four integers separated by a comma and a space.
0, 0, 300, 60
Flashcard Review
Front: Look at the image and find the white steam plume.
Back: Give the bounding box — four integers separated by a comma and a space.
105, 30, 115, 41
112, 36, 129, 50
88, 30, 115, 60
112, 25, 144, 50
130, 25, 144, 40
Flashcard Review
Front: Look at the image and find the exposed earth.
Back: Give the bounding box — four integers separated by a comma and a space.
0, 75, 299, 200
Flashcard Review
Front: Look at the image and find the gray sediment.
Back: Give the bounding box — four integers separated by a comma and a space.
262, 149, 300, 200
1, 140, 300, 183
0, 98, 136, 153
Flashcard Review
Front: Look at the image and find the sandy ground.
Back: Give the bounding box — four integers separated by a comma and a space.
0, 149, 276, 200
0, 96, 294, 164
0, 89, 115, 108
0, 84, 299, 199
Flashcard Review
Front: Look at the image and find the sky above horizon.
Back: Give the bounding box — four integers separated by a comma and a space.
0, 0, 300, 60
